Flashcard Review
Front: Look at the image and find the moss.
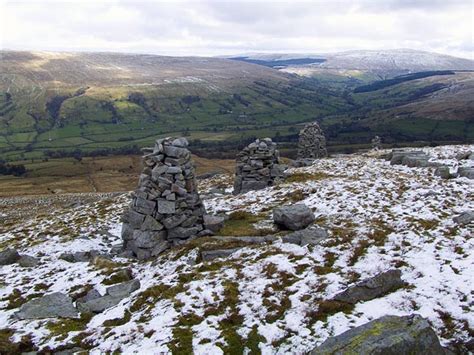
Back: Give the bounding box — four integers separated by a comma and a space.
217, 212, 269, 237
264, 295, 291, 323
307, 300, 354, 323
3, 289, 44, 310
285, 172, 331, 183
0, 329, 36, 354
168, 326, 193, 355
46, 313, 93, 341
130, 283, 186, 313
69, 284, 94, 301
348, 239, 371, 266
102, 310, 132, 327
102, 269, 133, 285
246, 325, 266, 354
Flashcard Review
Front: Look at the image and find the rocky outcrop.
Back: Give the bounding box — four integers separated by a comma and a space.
453, 211, 474, 225
333, 269, 404, 304
121, 137, 208, 260
273, 204, 315, 231
77, 280, 140, 313
387, 149, 437, 168
297, 122, 327, 160
233, 138, 286, 194
0, 248, 21, 265
311, 314, 446, 354
15, 293, 78, 320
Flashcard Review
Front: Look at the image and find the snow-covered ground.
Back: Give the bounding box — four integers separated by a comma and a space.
0, 145, 473, 354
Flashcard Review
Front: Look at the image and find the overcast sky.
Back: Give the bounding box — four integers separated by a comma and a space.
1, 0, 473, 59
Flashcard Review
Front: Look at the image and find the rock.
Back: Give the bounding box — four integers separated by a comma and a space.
434, 166, 451, 179
18, 255, 39, 267
457, 167, 474, 179
203, 215, 225, 233
297, 121, 328, 159
455, 151, 471, 160
333, 269, 404, 304
201, 248, 241, 261
59, 250, 99, 263
106, 279, 140, 299
310, 314, 446, 355
389, 149, 433, 168
15, 293, 78, 319
233, 138, 285, 194
77, 295, 122, 314
282, 227, 328, 246
371, 135, 382, 150
273, 204, 315, 231
121, 137, 206, 259
0, 248, 20, 265
76, 289, 101, 304
453, 211, 474, 225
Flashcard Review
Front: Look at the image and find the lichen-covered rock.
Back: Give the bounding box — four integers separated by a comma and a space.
273, 204, 315, 231
297, 122, 327, 159
121, 137, 207, 259
0, 248, 20, 265
333, 269, 404, 304
15, 292, 78, 319
310, 314, 446, 355
233, 138, 286, 194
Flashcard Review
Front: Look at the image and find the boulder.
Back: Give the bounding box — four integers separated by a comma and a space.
273, 204, 315, 231
453, 211, 474, 225
310, 314, 446, 355
457, 167, 474, 179
15, 293, 78, 319
201, 248, 241, 262
285, 227, 328, 246
0, 248, 21, 265
333, 269, 404, 304
455, 151, 472, 160
434, 166, 451, 179
18, 255, 39, 267
203, 215, 225, 233
106, 279, 140, 299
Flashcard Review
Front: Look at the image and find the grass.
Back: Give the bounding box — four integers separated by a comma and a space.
216, 211, 271, 237
0, 329, 36, 354
307, 299, 355, 323
285, 172, 331, 184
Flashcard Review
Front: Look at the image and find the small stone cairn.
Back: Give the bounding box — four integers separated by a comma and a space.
371, 135, 382, 150
233, 138, 286, 194
297, 122, 327, 160
121, 137, 208, 260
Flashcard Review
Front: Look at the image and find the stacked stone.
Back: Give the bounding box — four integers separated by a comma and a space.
233, 138, 286, 194
371, 136, 382, 150
121, 137, 207, 260
297, 122, 328, 160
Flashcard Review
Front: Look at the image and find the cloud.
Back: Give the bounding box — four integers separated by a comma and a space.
1, 0, 472, 59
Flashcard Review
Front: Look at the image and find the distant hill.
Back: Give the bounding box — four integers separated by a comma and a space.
228, 49, 474, 78
0, 50, 473, 162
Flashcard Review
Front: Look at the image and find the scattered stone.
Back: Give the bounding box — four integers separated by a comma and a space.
455, 151, 472, 160
333, 269, 404, 304
76, 289, 101, 304
0, 248, 21, 265
457, 167, 474, 179
18, 255, 39, 267
453, 211, 474, 225
310, 314, 446, 355
282, 227, 329, 246
273, 204, 315, 231
387, 149, 435, 167
122, 137, 207, 259
77, 280, 141, 313
233, 138, 286, 194
203, 215, 225, 233
201, 248, 241, 262
434, 166, 451, 179
297, 122, 327, 159
59, 250, 100, 263
15, 293, 78, 320
371, 135, 382, 150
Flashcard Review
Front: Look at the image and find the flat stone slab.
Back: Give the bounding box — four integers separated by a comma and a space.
15, 292, 78, 319
310, 314, 446, 354
333, 269, 404, 304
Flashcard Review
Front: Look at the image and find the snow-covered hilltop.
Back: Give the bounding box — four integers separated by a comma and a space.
0, 145, 473, 354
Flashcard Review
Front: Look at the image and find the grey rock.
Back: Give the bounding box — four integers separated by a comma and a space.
15, 292, 78, 319
157, 199, 176, 214
18, 255, 39, 267
77, 294, 122, 314
133, 230, 166, 248
273, 204, 315, 231
168, 226, 202, 240
455, 151, 471, 160
76, 289, 101, 304
457, 167, 474, 179
59, 250, 99, 263
333, 269, 404, 304
453, 211, 474, 225
283, 227, 328, 246
434, 166, 451, 179
201, 248, 241, 261
163, 145, 188, 158
172, 137, 189, 147
151, 240, 170, 256
297, 121, 327, 159
311, 314, 446, 355
141, 215, 164, 231
0, 248, 20, 265
106, 279, 140, 299
203, 215, 225, 233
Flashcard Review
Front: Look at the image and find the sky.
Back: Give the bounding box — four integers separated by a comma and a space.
1, 0, 473, 59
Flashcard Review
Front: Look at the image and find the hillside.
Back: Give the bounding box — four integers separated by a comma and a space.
1, 145, 473, 353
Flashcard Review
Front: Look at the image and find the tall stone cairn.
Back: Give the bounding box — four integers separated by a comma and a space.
371, 135, 382, 150
121, 137, 207, 260
297, 122, 328, 159
233, 138, 286, 194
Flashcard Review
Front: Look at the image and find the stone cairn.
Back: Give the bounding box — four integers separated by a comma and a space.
371, 136, 382, 150
297, 121, 328, 160
233, 138, 286, 194
121, 137, 208, 260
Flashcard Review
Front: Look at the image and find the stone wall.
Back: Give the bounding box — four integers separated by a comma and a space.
297, 122, 327, 160
121, 137, 207, 259
233, 138, 285, 194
